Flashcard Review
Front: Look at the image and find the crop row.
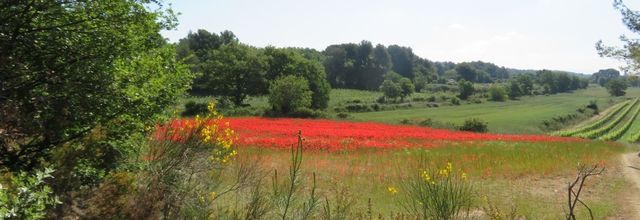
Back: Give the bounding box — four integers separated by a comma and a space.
599, 99, 640, 141
627, 121, 640, 142
554, 100, 631, 137
574, 98, 639, 139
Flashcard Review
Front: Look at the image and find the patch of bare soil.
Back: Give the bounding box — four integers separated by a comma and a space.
619, 153, 640, 219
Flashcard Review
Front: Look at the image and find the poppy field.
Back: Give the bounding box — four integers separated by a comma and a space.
164, 117, 582, 151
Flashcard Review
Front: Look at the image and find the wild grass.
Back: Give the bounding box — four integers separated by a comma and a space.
227, 140, 630, 218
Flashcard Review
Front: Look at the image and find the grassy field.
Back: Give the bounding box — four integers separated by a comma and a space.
227, 140, 632, 219
349, 86, 640, 134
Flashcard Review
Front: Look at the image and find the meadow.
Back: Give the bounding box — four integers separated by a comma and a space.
350, 86, 640, 134
162, 114, 637, 219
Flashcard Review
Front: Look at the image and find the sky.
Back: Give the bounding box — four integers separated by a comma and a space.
161, 0, 640, 74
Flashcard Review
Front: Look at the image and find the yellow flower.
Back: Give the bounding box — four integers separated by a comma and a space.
421, 170, 431, 182
210, 191, 217, 200
461, 172, 467, 180
446, 162, 453, 172
387, 186, 398, 194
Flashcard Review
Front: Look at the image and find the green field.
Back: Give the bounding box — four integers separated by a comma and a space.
349, 86, 640, 134
230, 140, 631, 219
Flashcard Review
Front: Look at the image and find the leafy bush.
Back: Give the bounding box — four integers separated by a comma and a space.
427, 96, 437, 102
288, 107, 326, 118
397, 163, 473, 219
0, 168, 60, 219
268, 75, 312, 114
488, 84, 508, 102
458, 79, 475, 100
371, 104, 381, 111
450, 97, 461, 105
380, 79, 402, 100
182, 101, 209, 117
336, 113, 350, 119
459, 118, 488, 133
412, 97, 426, 102
605, 78, 628, 96
344, 104, 372, 112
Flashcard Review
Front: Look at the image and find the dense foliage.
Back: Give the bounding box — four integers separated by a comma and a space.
176, 30, 330, 109
0, 1, 192, 172
0, 0, 193, 217
268, 75, 313, 114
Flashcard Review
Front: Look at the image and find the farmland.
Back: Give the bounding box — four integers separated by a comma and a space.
555, 97, 640, 141
7, 1, 640, 219
349, 86, 640, 134
155, 114, 635, 218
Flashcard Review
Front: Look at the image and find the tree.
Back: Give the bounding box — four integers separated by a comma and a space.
606, 78, 628, 96
597, 1, 640, 73
380, 80, 402, 100
176, 30, 238, 94
263, 47, 330, 109
591, 69, 620, 86
387, 45, 415, 79
0, 1, 192, 173
458, 80, 475, 100
455, 63, 479, 82
488, 84, 508, 101
515, 74, 534, 96
268, 75, 312, 114
202, 43, 267, 106
507, 80, 523, 100
399, 78, 415, 100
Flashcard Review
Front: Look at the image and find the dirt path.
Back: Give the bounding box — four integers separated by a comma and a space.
621, 152, 640, 219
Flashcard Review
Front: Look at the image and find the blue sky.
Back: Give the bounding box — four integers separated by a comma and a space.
161, 0, 640, 74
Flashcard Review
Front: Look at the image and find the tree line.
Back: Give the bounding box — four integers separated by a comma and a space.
176, 29, 594, 107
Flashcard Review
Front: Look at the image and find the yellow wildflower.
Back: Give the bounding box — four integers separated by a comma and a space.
387, 186, 398, 194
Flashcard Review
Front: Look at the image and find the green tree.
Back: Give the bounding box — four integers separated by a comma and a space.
268, 75, 312, 114
606, 78, 628, 96
263, 47, 330, 109
455, 63, 479, 82
458, 80, 475, 100
0, 1, 192, 173
488, 84, 508, 102
388, 45, 415, 79
380, 80, 402, 100
507, 80, 523, 100
203, 43, 267, 106
399, 78, 415, 100
597, 1, 640, 74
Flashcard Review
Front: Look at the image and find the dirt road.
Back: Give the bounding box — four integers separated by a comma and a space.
621, 153, 640, 219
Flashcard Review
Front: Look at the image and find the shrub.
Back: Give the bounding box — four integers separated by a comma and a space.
380, 79, 402, 101
419, 118, 434, 126
182, 101, 209, 117
450, 97, 461, 105
412, 97, 426, 102
488, 84, 508, 102
336, 113, 350, 119
0, 167, 60, 219
458, 79, 475, 100
344, 104, 372, 112
131, 103, 239, 219
427, 96, 437, 102
459, 118, 488, 133
268, 75, 312, 114
370, 104, 381, 111
288, 107, 325, 118
398, 163, 473, 219
605, 78, 628, 96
